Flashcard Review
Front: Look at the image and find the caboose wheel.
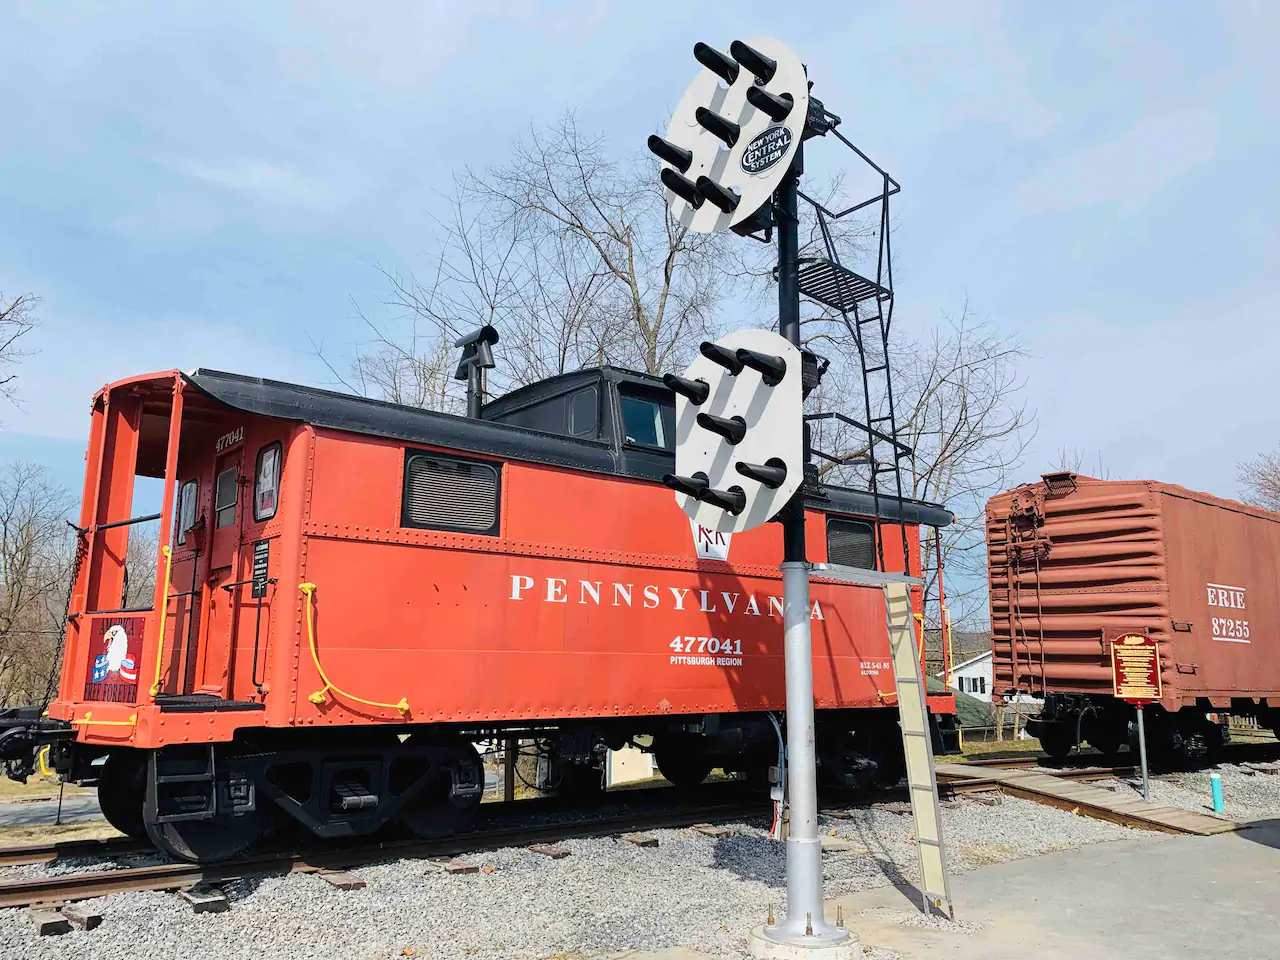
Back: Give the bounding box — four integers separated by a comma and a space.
653, 737, 713, 788
396, 743, 483, 839
145, 809, 269, 863
97, 750, 148, 839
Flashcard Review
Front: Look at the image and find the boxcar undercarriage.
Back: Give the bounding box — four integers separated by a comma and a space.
1028, 693, 1278, 767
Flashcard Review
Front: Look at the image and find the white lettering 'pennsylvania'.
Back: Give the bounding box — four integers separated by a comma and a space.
509, 575, 823, 620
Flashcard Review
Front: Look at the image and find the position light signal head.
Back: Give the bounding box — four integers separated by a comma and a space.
695, 176, 740, 214
735, 347, 786, 386
647, 135, 692, 173
653, 39, 809, 234
700, 340, 744, 375
729, 40, 777, 83
695, 107, 740, 148
697, 484, 746, 515
663, 373, 710, 405
736, 458, 788, 489
663, 471, 710, 498
693, 42, 740, 86
660, 168, 703, 208
745, 86, 794, 122
697, 412, 747, 445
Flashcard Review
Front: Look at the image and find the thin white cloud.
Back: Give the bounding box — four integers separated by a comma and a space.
178, 158, 340, 210
1015, 107, 1219, 215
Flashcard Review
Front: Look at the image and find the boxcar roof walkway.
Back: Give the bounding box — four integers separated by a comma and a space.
933, 763, 1238, 836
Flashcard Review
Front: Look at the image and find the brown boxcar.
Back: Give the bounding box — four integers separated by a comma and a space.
987, 472, 1280, 761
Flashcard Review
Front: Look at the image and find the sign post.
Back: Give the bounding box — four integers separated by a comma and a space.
1110, 633, 1162, 802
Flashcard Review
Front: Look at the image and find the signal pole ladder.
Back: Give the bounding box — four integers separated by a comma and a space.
813, 562, 954, 918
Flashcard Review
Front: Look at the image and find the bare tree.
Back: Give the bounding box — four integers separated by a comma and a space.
1053, 447, 1112, 479
1239, 446, 1280, 511
322, 114, 731, 409
0, 293, 39, 405
805, 306, 1034, 626
0, 463, 74, 707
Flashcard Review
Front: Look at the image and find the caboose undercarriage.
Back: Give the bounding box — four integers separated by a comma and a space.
23, 708, 954, 863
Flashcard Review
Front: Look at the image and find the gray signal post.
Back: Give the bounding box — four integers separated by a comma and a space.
649, 38, 853, 957
770, 150, 847, 952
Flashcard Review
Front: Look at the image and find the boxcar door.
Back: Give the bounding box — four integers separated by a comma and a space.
195, 447, 247, 696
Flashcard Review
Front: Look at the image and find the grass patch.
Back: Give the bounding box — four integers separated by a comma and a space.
0, 818, 122, 847
0, 774, 91, 801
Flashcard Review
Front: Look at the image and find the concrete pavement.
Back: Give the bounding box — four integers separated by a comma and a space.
0, 793, 102, 827
831, 818, 1280, 960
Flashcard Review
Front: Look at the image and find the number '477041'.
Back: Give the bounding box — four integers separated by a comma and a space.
670, 636, 742, 655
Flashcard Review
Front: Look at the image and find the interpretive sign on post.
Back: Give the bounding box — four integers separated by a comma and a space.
1111, 633, 1161, 704
1111, 633, 1161, 800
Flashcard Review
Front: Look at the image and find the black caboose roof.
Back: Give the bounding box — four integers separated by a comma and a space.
184, 367, 953, 528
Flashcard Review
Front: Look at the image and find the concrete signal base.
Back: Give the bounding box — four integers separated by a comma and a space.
748, 926, 859, 960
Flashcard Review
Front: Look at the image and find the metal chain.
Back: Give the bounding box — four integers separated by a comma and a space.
40, 525, 88, 709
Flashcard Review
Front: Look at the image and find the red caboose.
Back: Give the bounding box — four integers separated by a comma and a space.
1, 365, 956, 861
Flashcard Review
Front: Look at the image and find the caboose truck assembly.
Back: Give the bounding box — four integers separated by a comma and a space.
0, 357, 956, 863
988, 472, 1280, 765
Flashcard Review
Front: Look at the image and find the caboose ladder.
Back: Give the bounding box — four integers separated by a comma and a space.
813, 563, 953, 918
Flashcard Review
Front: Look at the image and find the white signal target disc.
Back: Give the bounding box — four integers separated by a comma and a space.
672, 328, 804, 533
660, 38, 809, 234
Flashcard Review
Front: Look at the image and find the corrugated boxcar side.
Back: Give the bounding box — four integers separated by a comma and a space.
988, 478, 1176, 701
1162, 486, 1280, 703
989, 474, 1280, 709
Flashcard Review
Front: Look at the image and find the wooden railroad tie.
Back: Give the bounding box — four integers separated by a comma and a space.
621, 833, 659, 848
319, 870, 367, 890
526, 844, 571, 859
693, 824, 734, 838
29, 908, 71, 937
60, 903, 103, 930
179, 884, 230, 914
429, 857, 479, 875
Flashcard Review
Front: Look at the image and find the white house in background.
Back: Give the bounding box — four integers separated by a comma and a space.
938, 650, 993, 702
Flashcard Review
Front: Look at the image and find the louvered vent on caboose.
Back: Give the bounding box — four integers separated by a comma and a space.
826, 518, 877, 570
402, 454, 500, 534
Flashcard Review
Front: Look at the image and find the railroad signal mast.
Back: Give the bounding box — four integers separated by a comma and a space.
651, 38, 952, 949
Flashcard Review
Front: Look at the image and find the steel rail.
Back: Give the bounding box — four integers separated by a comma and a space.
0, 798, 766, 910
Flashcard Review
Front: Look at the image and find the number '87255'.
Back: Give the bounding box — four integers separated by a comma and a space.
1212, 617, 1249, 639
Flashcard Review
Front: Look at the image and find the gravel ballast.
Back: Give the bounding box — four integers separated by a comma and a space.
1106, 761, 1280, 822
0, 795, 1140, 960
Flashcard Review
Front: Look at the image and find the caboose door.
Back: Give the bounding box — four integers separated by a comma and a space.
195, 447, 247, 696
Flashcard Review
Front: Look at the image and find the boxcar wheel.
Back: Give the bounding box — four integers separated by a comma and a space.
654, 737, 713, 788
397, 743, 483, 839
1038, 723, 1075, 759
97, 751, 147, 840
145, 810, 269, 863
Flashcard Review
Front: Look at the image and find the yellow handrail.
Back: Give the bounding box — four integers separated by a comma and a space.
37, 745, 53, 776
72, 712, 138, 727
149, 545, 174, 698
299, 582, 409, 716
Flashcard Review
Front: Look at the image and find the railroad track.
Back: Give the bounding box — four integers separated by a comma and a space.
0, 793, 770, 910
0, 761, 1144, 911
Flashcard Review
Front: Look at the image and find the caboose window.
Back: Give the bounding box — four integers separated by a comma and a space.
402, 452, 500, 535
620, 393, 674, 449
827, 517, 877, 570
214, 467, 238, 529
175, 480, 198, 546
253, 442, 282, 522
569, 388, 598, 438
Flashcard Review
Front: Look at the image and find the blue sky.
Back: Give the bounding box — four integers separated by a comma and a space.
2, 0, 1277, 500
